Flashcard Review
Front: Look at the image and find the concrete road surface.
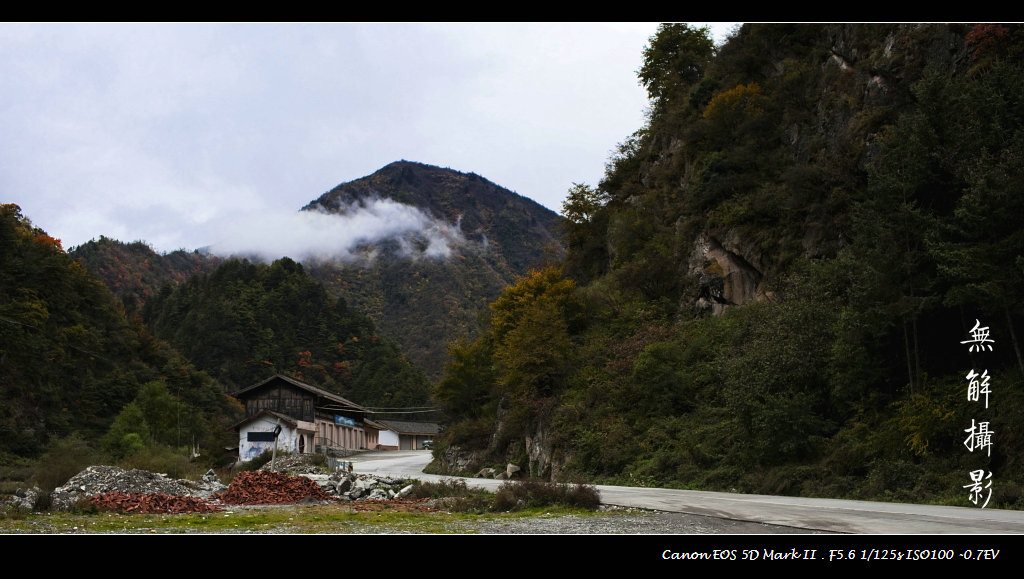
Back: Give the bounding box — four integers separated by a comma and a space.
348, 450, 1024, 534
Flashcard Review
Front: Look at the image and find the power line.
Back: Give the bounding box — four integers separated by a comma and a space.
367, 409, 439, 415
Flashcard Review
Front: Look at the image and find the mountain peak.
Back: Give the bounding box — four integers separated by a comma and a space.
304, 162, 563, 272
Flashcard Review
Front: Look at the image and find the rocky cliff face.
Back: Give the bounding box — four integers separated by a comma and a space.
609, 24, 972, 317
691, 231, 766, 313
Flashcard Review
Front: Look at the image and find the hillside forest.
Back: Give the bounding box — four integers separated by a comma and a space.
431, 23, 1024, 508
1, 165, 561, 486
2, 205, 441, 486
2, 23, 1023, 510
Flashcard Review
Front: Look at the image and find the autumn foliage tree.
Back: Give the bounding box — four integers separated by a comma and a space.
435, 267, 582, 456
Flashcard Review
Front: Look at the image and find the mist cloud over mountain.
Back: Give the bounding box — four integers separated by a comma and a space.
204, 196, 465, 262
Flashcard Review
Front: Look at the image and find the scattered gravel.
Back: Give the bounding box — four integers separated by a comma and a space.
460, 508, 831, 534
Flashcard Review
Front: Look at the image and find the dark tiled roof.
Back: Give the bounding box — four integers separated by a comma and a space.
363, 418, 389, 430
232, 374, 369, 412
230, 408, 299, 431
376, 420, 440, 435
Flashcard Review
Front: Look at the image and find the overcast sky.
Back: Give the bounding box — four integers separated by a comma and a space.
2, 22, 737, 255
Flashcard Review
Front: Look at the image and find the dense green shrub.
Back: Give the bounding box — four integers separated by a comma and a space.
410, 478, 601, 512
407, 478, 473, 499
492, 480, 601, 511
32, 434, 104, 493
409, 478, 493, 512
120, 445, 196, 480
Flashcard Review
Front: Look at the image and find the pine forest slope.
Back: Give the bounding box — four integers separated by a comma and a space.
138, 256, 432, 407
0, 204, 237, 463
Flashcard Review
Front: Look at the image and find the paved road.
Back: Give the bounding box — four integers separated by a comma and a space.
348, 450, 1024, 534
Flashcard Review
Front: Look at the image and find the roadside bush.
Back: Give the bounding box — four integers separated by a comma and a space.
492, 480, 601, 511
0, 458, 35, 495
120, 444, 194, 480
32, 434, 104, 492
409, 478, 493, 513
407, 478, 472, 499
409, 477, 601, 513
563, 481, 602, 509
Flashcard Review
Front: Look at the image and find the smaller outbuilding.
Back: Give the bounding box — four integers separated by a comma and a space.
374, 420, 440, 451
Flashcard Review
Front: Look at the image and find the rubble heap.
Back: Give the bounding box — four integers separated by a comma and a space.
5, 487, 43, 511
320, 471, 415, 501
88, 491, 223, 514
35, 458, 424, 514
50, 465, 227, 511
214, 470, 337, 505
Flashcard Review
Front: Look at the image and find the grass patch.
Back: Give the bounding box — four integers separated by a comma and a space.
0, 502, 612, 534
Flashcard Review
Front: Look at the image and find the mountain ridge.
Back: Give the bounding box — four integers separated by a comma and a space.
305, 160, 563, 274
72, 161, 566, 379
301, 161, 565, 378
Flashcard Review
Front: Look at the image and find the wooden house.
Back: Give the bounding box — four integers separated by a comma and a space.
232, 374, 380, 461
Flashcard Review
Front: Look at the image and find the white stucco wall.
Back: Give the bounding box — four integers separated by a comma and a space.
379, 429, 399, 447
239, 417, 298, 461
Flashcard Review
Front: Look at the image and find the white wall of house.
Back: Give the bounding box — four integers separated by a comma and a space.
379, 429, 399, 448
239, 417, 314, 461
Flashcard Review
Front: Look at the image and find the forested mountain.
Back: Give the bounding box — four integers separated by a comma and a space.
433, 24, 1024, 508
71, 161, 563, 379
0, 204, 236, 463
306, 160, 562, 275
303, 161, 564, 378
140, 257, 431, 407
70, 237, 221, 315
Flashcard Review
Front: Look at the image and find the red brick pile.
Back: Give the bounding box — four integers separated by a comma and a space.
89, 491, 223, 514
214, 471, 337, 505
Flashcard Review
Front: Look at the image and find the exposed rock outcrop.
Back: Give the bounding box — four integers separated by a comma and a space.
690, 232, 765, 314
